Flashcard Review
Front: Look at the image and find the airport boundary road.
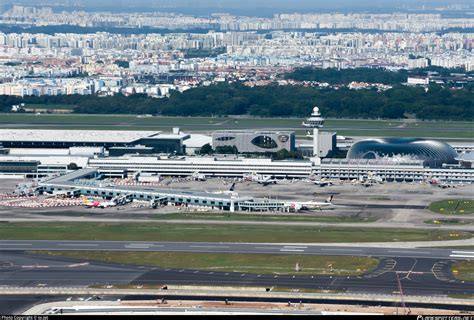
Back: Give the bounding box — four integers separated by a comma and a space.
1, 240, 473, 260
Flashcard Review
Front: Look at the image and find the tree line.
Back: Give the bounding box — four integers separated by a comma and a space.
285, 66, 473, 85
1, 80, 472, 121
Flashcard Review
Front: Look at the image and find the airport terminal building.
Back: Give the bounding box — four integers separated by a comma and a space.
0, 128, 473, 184
89, 155, 313, 178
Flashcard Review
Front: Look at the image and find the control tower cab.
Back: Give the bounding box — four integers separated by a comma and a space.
302, 106, 325, 128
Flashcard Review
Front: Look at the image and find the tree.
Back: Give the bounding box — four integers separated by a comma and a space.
274, 149, 303, 160
67, 162, 78, 170
114, 60, 130, 68
215, 145, 238, 154
199, 143, 214, 155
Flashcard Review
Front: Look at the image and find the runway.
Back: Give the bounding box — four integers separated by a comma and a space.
0, 251, 472, 297
0, 240, 473, 260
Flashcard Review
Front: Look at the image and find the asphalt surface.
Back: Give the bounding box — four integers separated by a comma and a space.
0, 240, 473, 260
0, 251, 472, 298
0, 295, 68, 315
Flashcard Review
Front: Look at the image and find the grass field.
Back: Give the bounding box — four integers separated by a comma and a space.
451, 261, 474, 282
428, 199, 474, 215
406, 121, 474, 129
424, 219, 471, 226
0, 114, 404, 130
153, 212, 378, 223
33, 251, 378, 276
0, 222, 470, 243
0, 114, 471, 139
334, 129, 474, 139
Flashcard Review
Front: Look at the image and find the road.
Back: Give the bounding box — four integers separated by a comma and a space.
0, 240, 473, 260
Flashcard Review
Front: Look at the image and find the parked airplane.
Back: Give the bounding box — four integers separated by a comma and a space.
311, 178, 334, 187
244, 172, 278, 186
288, 195, 334, 211
191, 171, 207, 181
351, 176, 382, 187
206, 182, 239, 197
82, 196, 117, 208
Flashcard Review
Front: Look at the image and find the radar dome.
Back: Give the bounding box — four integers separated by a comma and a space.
312, 106, 320, 114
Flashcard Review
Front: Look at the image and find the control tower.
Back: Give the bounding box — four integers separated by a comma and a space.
302, 106, 325, 157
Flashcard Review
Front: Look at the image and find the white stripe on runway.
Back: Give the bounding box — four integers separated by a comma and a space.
254, 247, 279, 250
387, 250, 431, 254
280, 249, 305, 252
450, 254, 474, 258
452, 251, 474, 254
126, 244, 164, 247
189, 245, 230, 248
283, 246, 308, 249
321, 248, 362, 252
0, 243, 32, 246
59, 244, 98, 247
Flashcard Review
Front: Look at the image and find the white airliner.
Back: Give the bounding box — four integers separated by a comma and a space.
82, 196, 117, 208
206, 183, 239, 197
245, 172, 278, 186
307, 178, 334, 187
287, 195, 334, 211
191, 171, 207, 181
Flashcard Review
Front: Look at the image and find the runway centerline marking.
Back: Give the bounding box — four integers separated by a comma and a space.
254, 247, 279, 250
59, 244, 98, 247
387, 250, 431, 254
189, 245, 230, 249
283, 246, 308, 249
450, 254, 474, 258
451, 251, 474, 254
280, 249, 305, 252
125, 244, 164, 247
320, 248, 362, 252
0, 244, 32, 246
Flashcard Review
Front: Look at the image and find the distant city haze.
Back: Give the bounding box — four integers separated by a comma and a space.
4, 0, 474, 16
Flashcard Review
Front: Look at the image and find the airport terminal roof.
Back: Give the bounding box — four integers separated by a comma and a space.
0, 129, 162, 143
346, 138, 458, 168
456, 151, 474, 163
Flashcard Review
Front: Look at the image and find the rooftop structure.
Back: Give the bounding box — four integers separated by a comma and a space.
0, 129, 190, 155
456, 151, 474, 169
0, 129, 162, 144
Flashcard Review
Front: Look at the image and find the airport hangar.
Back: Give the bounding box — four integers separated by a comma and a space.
0, 129, 190, 155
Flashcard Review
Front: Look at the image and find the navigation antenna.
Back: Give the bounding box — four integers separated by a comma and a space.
396, 272, 411, 315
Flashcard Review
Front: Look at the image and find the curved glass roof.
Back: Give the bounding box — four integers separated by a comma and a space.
347, 138, 458, 168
